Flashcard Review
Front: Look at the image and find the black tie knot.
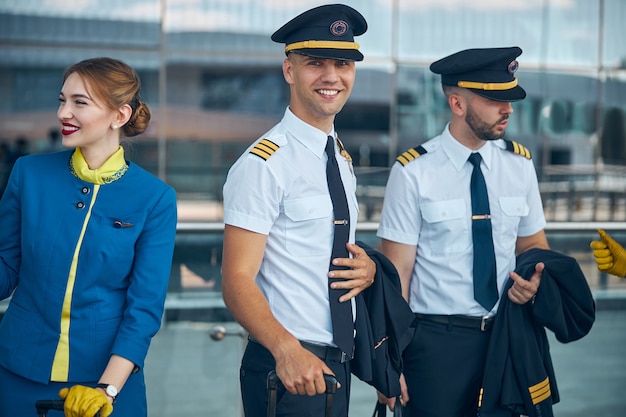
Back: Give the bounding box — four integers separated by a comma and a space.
469, 152, 482, 167
326, 136, 335, 156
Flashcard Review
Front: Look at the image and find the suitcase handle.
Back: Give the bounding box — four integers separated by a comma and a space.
35, 399, 102, 417
35, 399, 65, 417
266, 370, 338, 417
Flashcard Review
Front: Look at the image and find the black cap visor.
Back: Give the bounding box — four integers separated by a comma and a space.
468, 85, 526, 102
290, 47, 364, 62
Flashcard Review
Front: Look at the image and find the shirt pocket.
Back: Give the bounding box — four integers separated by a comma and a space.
283, 195, 333, 256
498, 196, 529, 238
421, 199, 470, 255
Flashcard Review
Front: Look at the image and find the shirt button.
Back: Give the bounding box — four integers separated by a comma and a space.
81, 186, 90, 194
76, 202, 85, 209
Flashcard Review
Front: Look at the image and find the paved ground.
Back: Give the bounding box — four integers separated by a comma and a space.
145, 303, 626, 417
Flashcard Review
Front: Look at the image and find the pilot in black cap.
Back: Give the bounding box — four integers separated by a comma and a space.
271, 4, 367, 62
430, 47, 526, 102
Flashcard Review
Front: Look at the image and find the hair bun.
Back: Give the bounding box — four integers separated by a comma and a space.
123, 100, 151, 137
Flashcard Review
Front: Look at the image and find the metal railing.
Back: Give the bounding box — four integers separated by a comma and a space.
2, 221, 625, 318
160, 221, 626, 322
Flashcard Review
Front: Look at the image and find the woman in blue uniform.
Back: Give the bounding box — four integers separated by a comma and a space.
0, 57, 177, 417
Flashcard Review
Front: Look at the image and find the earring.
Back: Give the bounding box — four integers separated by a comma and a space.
112, 125, 118, 129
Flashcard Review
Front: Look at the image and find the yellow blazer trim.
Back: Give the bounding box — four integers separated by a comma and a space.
50, 185, 101, 381
249, 139, 279, 161
458, 78, 518, 91
285, 40, 360, 53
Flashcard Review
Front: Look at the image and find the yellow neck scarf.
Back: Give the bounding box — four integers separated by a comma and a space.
70, 146, 128, 184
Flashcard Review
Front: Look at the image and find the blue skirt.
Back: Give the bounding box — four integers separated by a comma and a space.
0, 365, 147, 417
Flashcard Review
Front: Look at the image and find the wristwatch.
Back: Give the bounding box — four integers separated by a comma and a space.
96, 383, 118, 403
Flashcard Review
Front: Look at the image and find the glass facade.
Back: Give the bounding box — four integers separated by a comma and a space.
1, 0, 625, 221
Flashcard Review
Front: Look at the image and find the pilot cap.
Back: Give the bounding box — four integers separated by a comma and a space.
430, 47, 526, 102
271, 4, 367, 62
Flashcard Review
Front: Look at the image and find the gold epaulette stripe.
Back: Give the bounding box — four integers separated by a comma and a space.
249, 139, 279, 161
396, 145, 427, 166
528, 377, 551, 405
505, 140, 531, 159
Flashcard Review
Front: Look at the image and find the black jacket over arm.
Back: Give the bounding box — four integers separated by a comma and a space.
351, 241, 416, 398
478, 248, 596, 417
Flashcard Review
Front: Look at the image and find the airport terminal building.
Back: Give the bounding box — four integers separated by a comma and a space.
1, 0, 625, 213
1, 2, 626, 416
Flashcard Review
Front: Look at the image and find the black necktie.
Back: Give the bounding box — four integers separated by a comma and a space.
468, 153, 498, 311
325, 136, 353, 357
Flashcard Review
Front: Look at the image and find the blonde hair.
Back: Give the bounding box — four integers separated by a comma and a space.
63, 57, 151, 137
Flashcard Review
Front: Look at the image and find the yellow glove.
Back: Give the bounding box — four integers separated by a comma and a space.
59, 385, 113, 417
590, 229, 626, 278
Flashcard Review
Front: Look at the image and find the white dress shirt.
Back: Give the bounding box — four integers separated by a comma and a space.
223, 107, 358, 345
377, 124, 546, 316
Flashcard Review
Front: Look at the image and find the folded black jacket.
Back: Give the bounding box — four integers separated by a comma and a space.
478, 248, 596, 417
351, 241, 416, 398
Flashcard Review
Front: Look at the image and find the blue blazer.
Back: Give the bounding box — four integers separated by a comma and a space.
0, 150, 177, 384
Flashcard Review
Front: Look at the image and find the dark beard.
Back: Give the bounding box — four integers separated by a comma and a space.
465, 105, 508, 141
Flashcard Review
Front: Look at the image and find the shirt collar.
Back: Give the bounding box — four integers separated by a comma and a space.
441, 123, 496, 172
282, 107, 335, 159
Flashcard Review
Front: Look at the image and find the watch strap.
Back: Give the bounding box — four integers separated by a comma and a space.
96, 383, 118, 403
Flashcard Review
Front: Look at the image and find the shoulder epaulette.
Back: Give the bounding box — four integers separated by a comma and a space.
504, 140, 531, 159
396, 145, 427, 166
249, 138, 279, 161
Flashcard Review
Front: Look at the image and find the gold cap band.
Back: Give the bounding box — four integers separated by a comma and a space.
457, 78, 518, 91
285, 40, 360, 53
